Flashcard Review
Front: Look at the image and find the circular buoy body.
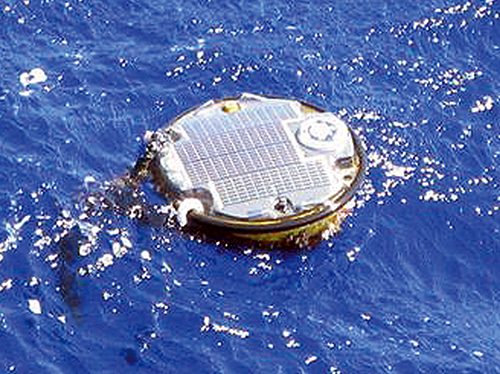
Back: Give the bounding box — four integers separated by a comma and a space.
148, 93, 365, 244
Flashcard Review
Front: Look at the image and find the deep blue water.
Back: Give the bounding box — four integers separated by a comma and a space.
1, 0, 500, 373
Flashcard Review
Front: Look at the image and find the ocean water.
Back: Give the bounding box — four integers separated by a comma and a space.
1, 0, 499, 373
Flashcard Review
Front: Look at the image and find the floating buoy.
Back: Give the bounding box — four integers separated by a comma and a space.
134, 93, 366, 244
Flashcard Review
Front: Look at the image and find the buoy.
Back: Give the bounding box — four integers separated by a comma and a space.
136, 93, 365, 244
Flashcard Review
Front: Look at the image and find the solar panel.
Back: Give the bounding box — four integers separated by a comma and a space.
172, 102, 330, 209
